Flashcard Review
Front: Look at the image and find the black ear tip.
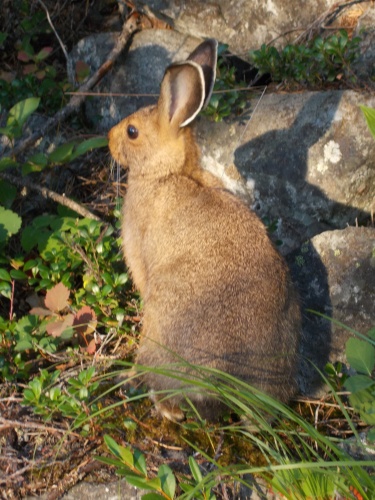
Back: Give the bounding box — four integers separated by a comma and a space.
206, 39, 218, 51
188, 39, 218, 63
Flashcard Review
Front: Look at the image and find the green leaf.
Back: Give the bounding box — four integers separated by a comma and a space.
345, 374, 374, 393
361, 401, 375, 425
10, 269, 27, 280
349, 388, 373, 411
21, 226, 45, 253
0, 32, 7, 46
0, 157, 19, 172
104, 435, 134, 467
0, 269, 11, 281
35, 46, 53, 62
0, 206, 22, 242
22, 152, 48, 175
39, 234, 65, 258
116, 273, 128, 286
189, 456, 203, 483
70, 136, 108, 161
158, 464, 176, 499
134, 449, 147, 477
15, 339, 33, 352
49, 142, 76, 164
360, 105, 375, 140
32, 215, 57, 229
368, 427, 375, 442
7, 97, 40, 129
346, 337, 375, 375
0, 181, 17, 208
179, 483, 195, 493
125, 475, 155, 490
141, 494, 166, 500
0, 281, 11, 299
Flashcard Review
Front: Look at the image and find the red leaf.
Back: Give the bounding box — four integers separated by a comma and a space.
36, 46, 53, 61
35, 70, 46, 80
17, 51, 31, 62
86, 338, 97, 355
44, 283, 70, 313
23, 63, 37, 75
73, 305, 97, 335
46, 314, 74, 337
30, 306, 54, 317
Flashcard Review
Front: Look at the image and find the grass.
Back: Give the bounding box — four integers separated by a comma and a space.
93, 361, 375, 499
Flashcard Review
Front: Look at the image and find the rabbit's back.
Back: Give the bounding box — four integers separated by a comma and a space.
124, 175, 300, 406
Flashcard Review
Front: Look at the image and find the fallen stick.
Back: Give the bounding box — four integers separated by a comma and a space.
0, 171, 102, 221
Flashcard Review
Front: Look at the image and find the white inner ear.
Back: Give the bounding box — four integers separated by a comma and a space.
177, 62, 206, 128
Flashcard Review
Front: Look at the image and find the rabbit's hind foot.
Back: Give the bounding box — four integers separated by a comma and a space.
151, 392, 185, 422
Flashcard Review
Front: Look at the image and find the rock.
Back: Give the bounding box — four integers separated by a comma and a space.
231, 90, 375, 252
289, 226, 375, 395
25, 480, 145, 500
68, 29, 202, 132
353, 5, 375, 83
198, 89, 375, 253
133, 0, 340, 54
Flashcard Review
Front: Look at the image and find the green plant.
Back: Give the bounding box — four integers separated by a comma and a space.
0, 3, 69, 112
0, 96, 107, 174
360, 105, 375, 140
22, 366, 99, 432
325, 360, 348, 391
95, 361, 375, 500
0, 96, 40, 145
250, 29, 361, 86
344, 329, 375, 433
203, 44, 247, 122
0, 208, 136, 380
100, 435, 216, 500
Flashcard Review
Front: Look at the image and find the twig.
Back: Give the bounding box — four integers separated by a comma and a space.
150, 439, 183, 451
0, 171, 102, 221
0, 463, 40, 484
36, 0, 69, 62
8, 15, 140, 159
0, 416, 76, 435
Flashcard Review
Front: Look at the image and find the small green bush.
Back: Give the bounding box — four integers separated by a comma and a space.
250, 30, 361, 86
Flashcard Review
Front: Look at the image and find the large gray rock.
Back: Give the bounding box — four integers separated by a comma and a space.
289, 226, 375, 395
69, 29, 201, 132
133, 0, 339, 54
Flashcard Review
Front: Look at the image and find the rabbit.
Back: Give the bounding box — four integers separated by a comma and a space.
108, 39, 301, 422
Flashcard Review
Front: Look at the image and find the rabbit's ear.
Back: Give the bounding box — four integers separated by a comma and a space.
158, 39, 218, 129
187, 39, 218, 109
158, 61, 206, 129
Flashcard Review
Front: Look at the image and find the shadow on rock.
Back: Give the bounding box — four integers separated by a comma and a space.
234, 92, 372, 395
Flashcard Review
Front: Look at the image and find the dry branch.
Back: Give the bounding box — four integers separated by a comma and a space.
0, 171, 102, 221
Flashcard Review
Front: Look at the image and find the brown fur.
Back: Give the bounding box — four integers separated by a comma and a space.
108, 40, 301, 421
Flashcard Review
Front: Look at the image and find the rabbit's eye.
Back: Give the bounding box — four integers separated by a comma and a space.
127, 125, 139, 140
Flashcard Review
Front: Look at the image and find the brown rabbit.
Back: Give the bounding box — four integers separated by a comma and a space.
108, 39, 301, 421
